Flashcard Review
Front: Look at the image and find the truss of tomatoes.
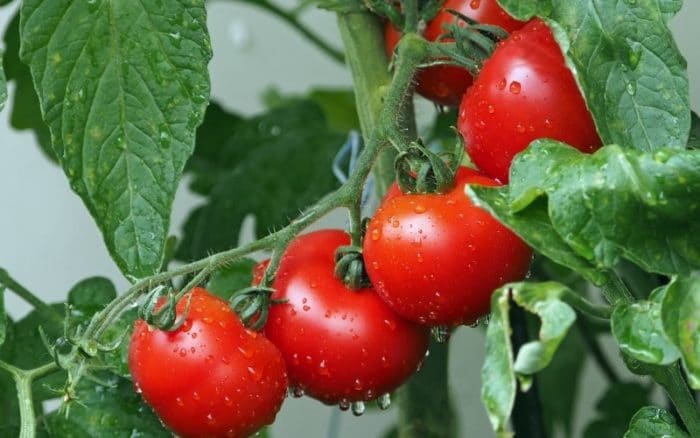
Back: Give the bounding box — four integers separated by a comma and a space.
127, 8, 606, 438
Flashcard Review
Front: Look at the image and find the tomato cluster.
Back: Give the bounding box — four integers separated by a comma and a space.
127, 3, 606, 437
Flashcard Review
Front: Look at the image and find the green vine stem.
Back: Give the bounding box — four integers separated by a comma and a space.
0, 360, 59, 438
0, 268, 62, 325
236, 0, 345, 64
656, 364, 700, 437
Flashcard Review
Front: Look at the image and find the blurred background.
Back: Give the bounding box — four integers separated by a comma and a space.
1, 1, 698, 436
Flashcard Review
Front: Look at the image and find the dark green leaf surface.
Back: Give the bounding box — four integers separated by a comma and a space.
624, 406, 689, 437
206, 258, 256, 300
19, 0, 212, 279
583, 382, 652, 438
612, 287, 680, 365
470, 141, 700, 281
178, 100, 344, 260
499, 0, 689, 152
44, 375, 169, 437
661, 275, 700, 389
68, 277, 118, 321
2, 13, 54, 160
263, 87, 359, 133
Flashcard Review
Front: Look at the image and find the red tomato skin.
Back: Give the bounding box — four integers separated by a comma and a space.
385, 0, 524, 106
458, 18, 602, 183
363, 167, 532, 326
262, 230, 430, 404
129, 288, 288, 438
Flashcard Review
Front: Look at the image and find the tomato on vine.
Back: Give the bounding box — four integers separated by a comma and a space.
260, 230, 429, 406
128, 288, 288, 438
363, 167, 532, 326
458, 18, 602, 182
385, 0, 524, 106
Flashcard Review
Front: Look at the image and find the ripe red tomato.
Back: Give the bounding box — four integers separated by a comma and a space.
363, 167, 532, 326
458, 18, 602, 182
128, 288, 287, 438
385, 0, 524, 106
261, 230, 429, 404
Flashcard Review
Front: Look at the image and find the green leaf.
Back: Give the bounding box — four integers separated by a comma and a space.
178, 100, 344, 260
481, 281, 576, 433
583, 382, 653, 438
624, 406, 689, 438
612, 287, 680, 365
263, 87, 360, 133
555, 0, 689, 151
470, 141, 700, 279
661, 274, 700, 389
481, 289, 515, 433
206, 258, 257, 300
44, 374, 169, 437
0, 52, 6, 113
19, 0, 212, 279
68, 277, 118, 321
2, 12, 54, 161
467, 186, 606, 285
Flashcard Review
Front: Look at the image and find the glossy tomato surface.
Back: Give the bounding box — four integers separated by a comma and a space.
363, 167, 532, 326
262, 230, 429, 404
385, 0, 524, 106
129, 288, 287, 438
458, 18, 602, 182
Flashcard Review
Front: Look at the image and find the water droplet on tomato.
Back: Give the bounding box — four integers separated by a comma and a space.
353, 378, 364, 391
378, 393, 392, 410
370, 228, 381, 241
413, 204, 427, 213
238, 346, 254, 358
179, 348, 187, 357
497, 78, 507, 90
193, 391, 200, 400
416, 252, 424, 263
391, 218, 400, 228
202, 316, 213, 324
292, 386, 305, 398
224, 396, 233, 406
352, 401, 366, 416
383, 319, 397, 331
324, 310, 332, 318
175, 397, 184, 406
469, 0, 481, 8
515, 123, 526, 133
339, 399, 351, 411
509, 81, 521, 94
302, 305, 311, 311
248, 366, 263, 381
487, 104, 495, 114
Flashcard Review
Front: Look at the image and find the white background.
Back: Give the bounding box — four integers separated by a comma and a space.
1, 1, 698, 437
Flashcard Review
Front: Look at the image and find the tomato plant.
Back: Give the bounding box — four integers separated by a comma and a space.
128, 288, 288, 438
457, 18, 602, 182
384, 0, 524, 106
363, 167, 532, 326
261, 230, 430, 405
1, 0, 699, 437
